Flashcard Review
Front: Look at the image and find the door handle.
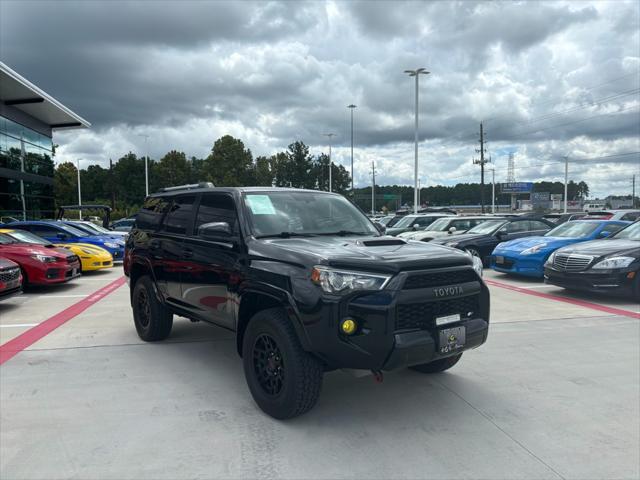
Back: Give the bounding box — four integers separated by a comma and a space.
183, 248, 193, 259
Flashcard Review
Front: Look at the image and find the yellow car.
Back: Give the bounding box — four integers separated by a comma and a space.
0, 229, 113, 272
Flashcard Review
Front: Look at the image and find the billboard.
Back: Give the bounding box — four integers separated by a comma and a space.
501, 182, 533, 193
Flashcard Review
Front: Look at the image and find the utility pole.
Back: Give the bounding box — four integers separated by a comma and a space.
404, 68, 430, 214
322, 133, 336, 192
76, 159, 82, 220
473, 122, 490, 213
490, 168, 496, 214
138, 134, 150, 197
109, 158, 115, 210
347, 105, 357, 194
371, 160, 376, 215
563, 155, 569, 213
633, 174, 636, 208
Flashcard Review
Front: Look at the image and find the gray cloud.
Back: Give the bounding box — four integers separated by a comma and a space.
1, 0, 638, 198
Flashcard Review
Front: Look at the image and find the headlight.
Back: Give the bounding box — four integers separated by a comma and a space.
444, 242, 459, 248
471, 255, 483, 277
81, 248, 96, 255
591, 256, 635, 270
32, 254, 58, 263
545, 251, 557, 265
521, 243, 547, 255
311, 266, 391, 294
104, 242, 119, 249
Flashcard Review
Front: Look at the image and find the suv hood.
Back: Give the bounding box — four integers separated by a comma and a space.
250, 235, 473, 273
555, 239, 640, 257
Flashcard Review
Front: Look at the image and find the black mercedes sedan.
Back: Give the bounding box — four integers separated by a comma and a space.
432, 217, 554, 266
544, 221, 640, 298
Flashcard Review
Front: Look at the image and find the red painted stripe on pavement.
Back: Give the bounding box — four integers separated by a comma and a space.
485, 279, 640, 320
0, 276, 127, 366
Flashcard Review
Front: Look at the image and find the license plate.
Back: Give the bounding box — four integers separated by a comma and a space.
435, 313, 460, 326
439, 326, 466, 354
495, 255, 504, 264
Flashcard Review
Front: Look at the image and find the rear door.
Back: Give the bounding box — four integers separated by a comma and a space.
155, 195, 196, 303
180, 192, 241, 329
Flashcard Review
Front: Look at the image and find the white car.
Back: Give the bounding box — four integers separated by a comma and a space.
399, 216, 493, 241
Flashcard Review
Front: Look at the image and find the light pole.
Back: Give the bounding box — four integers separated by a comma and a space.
490, 168, 496, 214
404, 68, 430, 214
76, 158, 82, 220
371, 161, 376, 215
322, 133, 336, 192
347, 104, 357, 193
563, 155, 569, 213
139, 134, 150, 197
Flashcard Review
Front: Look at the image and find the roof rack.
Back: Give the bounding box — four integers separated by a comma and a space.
159, 182, 215, 193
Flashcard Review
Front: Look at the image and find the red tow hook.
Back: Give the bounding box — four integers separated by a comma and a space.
372, 370, 384, 383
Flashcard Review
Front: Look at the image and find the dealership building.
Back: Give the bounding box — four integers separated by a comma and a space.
0, 61, 89, 220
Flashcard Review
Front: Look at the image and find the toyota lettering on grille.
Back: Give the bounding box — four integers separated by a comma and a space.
433, 286, 464, 298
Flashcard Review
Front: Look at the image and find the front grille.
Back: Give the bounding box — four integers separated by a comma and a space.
0, 267, 20, 283
396, 295, 480, 331
552, 253, 593, 272
403, 269, 477, 289
67, 255, 79, 264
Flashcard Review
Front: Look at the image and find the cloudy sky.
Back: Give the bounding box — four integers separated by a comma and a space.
1, 0, 638, 197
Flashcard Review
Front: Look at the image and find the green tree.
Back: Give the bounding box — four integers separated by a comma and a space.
254, 155, 274, 186
54, 162, 78, 207
113, 153, 146, 204
154, 150, 191, 189
282, 141, 315, 189
204, 135, 253, 186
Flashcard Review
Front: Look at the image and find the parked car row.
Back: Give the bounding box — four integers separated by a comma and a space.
0, 220, 124, 300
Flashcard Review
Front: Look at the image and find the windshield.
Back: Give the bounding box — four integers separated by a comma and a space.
545, 221, 600, 238
424, 218, 453, 232
89, 224, 111, 233
393, 215, 418, 228
467, 219, 506, 235
244, 191, 378, 238
378, 216, 394, 226
56, 223, 87, 237
4, 230, 51, 245
67, 223, 97, 235
612, 221, 640, 240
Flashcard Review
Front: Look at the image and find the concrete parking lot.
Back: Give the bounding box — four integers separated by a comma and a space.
1, 268, 638, 480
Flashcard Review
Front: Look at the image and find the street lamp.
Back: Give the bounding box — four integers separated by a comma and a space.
76, 158, 82, 220
322, 133, 336, 192
404, 68, 430, 214
563, 155, 569, 213
347, 104, 357, 193
138, 134, 150, 197
489, 167, 496, 214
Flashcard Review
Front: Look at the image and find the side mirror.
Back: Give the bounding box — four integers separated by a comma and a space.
198, 222, 231, 239
496, 230, 507, 240
374, 222, 386, 234
448, 226, 457, 234
598, 231, 612, 238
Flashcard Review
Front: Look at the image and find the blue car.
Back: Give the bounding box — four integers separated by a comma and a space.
490, 220, 629, 278
7, 221, 126, 262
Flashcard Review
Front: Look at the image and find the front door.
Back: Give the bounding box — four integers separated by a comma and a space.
180, 193, 241, 329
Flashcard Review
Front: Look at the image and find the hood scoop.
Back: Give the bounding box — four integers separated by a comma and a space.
356, 238, 407, 247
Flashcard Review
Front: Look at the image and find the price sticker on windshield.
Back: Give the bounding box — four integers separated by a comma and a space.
246, 195, 276, 215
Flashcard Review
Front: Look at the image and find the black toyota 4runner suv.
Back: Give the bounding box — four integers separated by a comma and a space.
124, 185, 489, 419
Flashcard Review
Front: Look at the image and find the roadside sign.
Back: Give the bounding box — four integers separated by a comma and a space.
501, 182, 533, 193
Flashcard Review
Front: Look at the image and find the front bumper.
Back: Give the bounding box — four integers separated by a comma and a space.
490, 254, 544, 278
297, 267, 490, 371
544, 266, 637, 296
29, 260, 81, 285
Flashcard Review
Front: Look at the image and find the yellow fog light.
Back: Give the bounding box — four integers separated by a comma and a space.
340, 318, 357, 335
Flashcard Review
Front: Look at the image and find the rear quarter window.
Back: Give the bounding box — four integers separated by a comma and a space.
136, 197, 171, 230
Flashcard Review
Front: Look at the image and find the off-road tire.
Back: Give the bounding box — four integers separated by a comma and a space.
132, 275, 173, 341
410, 353, 463, 373
242, 308, 323, 419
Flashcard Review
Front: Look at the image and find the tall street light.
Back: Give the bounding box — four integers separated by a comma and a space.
138, 134, 150, 197
76, 158, 82, 220
563, 155, 569, 213
322, 133, 336, 192
404, 68, 430, 214
347, 104, 357, 194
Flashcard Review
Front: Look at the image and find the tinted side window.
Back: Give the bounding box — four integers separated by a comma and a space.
195, 194, 238, 236
504, 221, 528, 233
136, 197, 170, 230
29, 225, 62, 237
452, 219, 471, 230
622, 212, 640, 221
529, 220, 551, 231
162, 196, 196, 235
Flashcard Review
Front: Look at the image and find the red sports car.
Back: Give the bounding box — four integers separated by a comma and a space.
0, 233, 81, 286
0, 257, 22, 300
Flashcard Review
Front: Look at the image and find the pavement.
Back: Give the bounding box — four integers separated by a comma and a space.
0, 268, 638, 479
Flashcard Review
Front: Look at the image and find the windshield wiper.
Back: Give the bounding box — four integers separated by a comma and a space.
255, 232, 316, 239
317, 230, 371, 236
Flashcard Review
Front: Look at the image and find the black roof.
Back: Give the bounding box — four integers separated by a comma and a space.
151, 186, 341, 197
